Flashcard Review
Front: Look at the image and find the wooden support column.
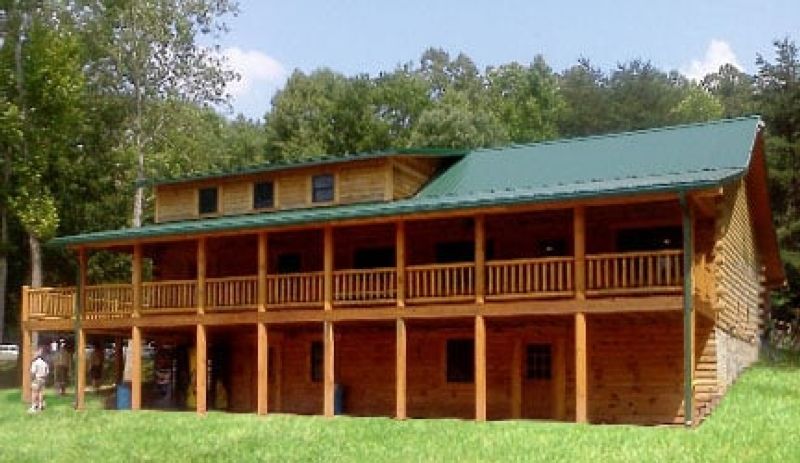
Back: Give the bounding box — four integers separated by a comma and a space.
132, 243, 142, 318
76, 328, 86, 410
323, 321, 335, 417
475, 315, 487, 421
131, 326, 142, 410
510, 338, 522, 419
78, 247, 88, 316
395, 318, 407, 420
475, 215, 486, 304
573, 206, 586, 300
196, 324, 207, 415
258, 232, 268, 312
575, 312, 587, 423
257, 323, 269, 415
20, 286, 31, 403
680, 192, 695, 426
323, 227, 333, 311
396, 221, 406, 308
552, 337, 566, 421
197, 238, 207, 315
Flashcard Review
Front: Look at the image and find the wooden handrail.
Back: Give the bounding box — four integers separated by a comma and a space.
267, 271, 324, 307
142, 280, 197, 310
486, 257, 574, 298
206, 276, 258, 310
586, 249, 682, 295
406, 262, 475, 302
333, 267, 396, 304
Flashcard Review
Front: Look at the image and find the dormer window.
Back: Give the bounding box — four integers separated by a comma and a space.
198, 187, 218, 215
312, 174, 334, 203
253, 181, 274, 209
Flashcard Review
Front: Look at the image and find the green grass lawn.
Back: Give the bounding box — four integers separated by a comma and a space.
1, 359, 799, 462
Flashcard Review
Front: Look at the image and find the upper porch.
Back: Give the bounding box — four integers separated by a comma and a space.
23, 195, 717, 328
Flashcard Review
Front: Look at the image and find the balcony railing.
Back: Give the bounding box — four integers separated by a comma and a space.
23, 250, 687, 321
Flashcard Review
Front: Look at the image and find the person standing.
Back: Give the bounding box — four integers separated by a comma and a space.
90, 344, 104, 391
30, 349, 49, 413
53, 340, 71, 395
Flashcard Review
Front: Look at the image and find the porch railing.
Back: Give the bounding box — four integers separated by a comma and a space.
85, 284, 133, 319
334, 267, 397, 304
586, 250, 683, 295
142, 280, 197, 312
486, 257, 574, 299
266, 271, 324, 308
406, 262, 475, 303
27, 287, 75, 319
206, 276, 258, 310
22, 249, 690, 321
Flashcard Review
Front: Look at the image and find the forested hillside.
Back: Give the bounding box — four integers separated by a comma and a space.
0, 2, 798, 342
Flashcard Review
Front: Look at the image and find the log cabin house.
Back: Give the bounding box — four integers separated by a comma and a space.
21, 116, 783, 425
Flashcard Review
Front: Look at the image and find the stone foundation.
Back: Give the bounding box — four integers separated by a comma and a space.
715, 328, 759, 390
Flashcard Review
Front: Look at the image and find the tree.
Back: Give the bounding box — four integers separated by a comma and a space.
607, 60, 688, 131
409, 91, 508, 149
669, 86, 724, 123
558, 59, 614, 137
701, 64, 756, 118
82, 0, 239, 227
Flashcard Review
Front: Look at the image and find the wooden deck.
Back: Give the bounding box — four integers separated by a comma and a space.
25, 250, 683, 323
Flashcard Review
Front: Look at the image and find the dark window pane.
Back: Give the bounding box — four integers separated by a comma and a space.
310, 341, 323, 383
353, 247, 395, 269
312, 174, 334, 203
538, 239, 567, 257
253, 181, 274, 209
199, 187, 218, 215
616, 226, 682, 252
446, 339, 474, 383
435, 241, 474, 264
525, 344, 552, 380
277, 253, 302, 274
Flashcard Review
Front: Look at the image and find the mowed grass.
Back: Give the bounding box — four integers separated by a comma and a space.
1, 359, 799, 462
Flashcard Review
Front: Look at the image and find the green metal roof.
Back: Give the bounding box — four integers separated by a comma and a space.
52, 116, 762, 247
153, 147, 467, 186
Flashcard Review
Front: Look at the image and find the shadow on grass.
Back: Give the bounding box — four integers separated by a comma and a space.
761, 345, 800, 369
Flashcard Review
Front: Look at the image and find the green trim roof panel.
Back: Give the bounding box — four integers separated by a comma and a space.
52, 116, 762, 247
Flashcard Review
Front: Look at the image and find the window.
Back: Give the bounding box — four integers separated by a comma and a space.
277, 253, 302, 274
435, 241, 474, 264
198, 187, 218, 215
446, 339, 474, 383
253, 181, 274, 209
525, 344, 552, 380
310, 341, 323, 383
312, 174, 334, 203
616, 226, 682, 252
353, 246, 395, 269
538, 239, 567, 257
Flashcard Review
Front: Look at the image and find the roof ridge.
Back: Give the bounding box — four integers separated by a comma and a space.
469, 115, 762, 155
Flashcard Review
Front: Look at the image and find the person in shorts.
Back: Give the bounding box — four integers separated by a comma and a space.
30, 349, 49, 413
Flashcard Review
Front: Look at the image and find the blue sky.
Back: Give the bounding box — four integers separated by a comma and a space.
218, 0, 800, 119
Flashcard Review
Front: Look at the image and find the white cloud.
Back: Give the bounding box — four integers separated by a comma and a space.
221, 47, 287, 118
681, 39, 742, 81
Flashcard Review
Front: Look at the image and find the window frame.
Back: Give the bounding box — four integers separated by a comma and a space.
253, 181, 275, 210
311, 173, 335, 203
525, 343, 552, 381
198, 186, 219, 215
310, 341, 323, 383
445, 338, 474, 383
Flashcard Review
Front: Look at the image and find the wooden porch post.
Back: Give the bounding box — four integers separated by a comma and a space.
196, 324, 207, 415
475, 315, 487, 421
132, 244, 142, 318
258, 232, 268, 312
257, 323, 269, 415
680, 193, 695, 426
573, 206, 586, 300
323, 226, 333, 311
197, 238, 207, 315
395, 318, 407, 420
20, 286, 31, 403
131, 326, 142, 410
396, 221, 405, 308
575, 312, 587, 423
323, 321, 335, 417
510, 338, 522, 419
76, 328, 86, 410
475, 215, 486, 304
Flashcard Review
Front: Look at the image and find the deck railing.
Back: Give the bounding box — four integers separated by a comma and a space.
266, 271, 324, 308
85, 284, 133, 319
406, 262, 475, 303
586, 250, 683, 295
27, 287, 75, 319
142, 280, 197, 312
22, 249, 690, 321
486, 257, 575, 299
334, 267, 397, 304
206, 276, 259, 310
